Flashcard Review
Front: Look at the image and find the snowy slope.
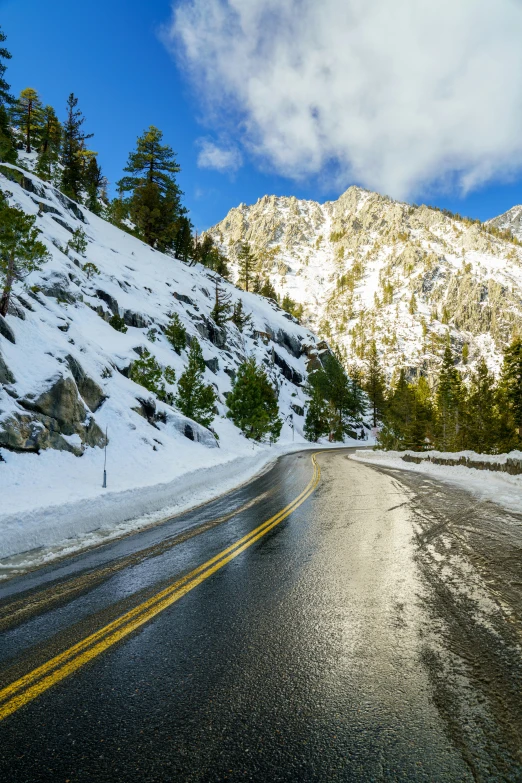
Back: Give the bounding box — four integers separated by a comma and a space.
488, 205, 522, 242
0, 164, 331, 561
208, 189, 522, 379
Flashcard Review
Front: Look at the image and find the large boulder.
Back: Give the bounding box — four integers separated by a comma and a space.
65, 355, 106, 412
2, 374, 109, 455
20, 375, 86, 431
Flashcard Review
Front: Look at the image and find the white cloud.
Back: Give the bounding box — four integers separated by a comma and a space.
196, 138, 242, 172
164, 0, 522, 199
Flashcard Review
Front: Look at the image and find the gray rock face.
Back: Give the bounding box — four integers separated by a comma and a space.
0, 374, 108, 455
41, 273, 77, 304
123, 310, 150, 329
0, 316, 15, 344
273, 351, 303, 385
20, 375, 86, 429
0, 352, 15, 385
194, 316, 227, 349
204, 357, 220, 374
66, 355, 107, 412
96, 289, 119, 314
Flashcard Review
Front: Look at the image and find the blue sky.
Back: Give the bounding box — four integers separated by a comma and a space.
1, 0, 522, 230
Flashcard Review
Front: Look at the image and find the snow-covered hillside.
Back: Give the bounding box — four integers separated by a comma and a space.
488, 204, 522, 242
0, 164, 331, 562
208, 189, 522, 378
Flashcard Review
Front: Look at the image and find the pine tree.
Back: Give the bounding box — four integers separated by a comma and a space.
465, 358, 501, 453
434, 346, 465, 451
500, 338, 522, 443
173, 216, 193, 262
210, 275, 232, 326
304, 390, 330, 442
61, 93, 93, 201
231, 299, 252, 332
117, 126, 184, 250
10, 88, 43, 153
35, 105, 62, 182
307, 354, 363, 440
176, 338, 216, 427
164, 312, 187, 354
0, 26, 17, 163
0, 192, 50, 316
195, 234, 229, 277
363, 341, 386, 427
281, 292, 304, 321
83, 153, 106, 214
237, 242, 256, 292
129, 348, 175, 404
227, 357, 282, 442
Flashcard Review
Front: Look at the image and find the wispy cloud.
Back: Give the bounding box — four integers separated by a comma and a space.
196, 138, 242, 173
164, 0, 522, 199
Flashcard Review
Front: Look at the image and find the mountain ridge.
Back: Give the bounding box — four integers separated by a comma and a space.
207, 187, 522, 380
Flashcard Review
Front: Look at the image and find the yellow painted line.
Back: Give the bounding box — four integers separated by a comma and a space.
0, 453, 321, 722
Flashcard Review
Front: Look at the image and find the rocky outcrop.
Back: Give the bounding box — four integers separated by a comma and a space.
0, 374, 107, 455
123, 309, 150, 329
0, 353, 15, 385
65, 355, 106, 412
0, 316, 15, 344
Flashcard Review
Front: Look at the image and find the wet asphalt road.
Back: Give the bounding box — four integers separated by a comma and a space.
0, 449, 521, 782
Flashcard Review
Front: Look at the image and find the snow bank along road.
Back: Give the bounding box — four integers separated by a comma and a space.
0, 450, 521, 781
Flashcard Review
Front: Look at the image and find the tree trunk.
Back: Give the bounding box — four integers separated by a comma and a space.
26, 100, 32, 154
0, 256, 15, 318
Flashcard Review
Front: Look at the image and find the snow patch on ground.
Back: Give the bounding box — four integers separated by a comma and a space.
351, 450, 522, 515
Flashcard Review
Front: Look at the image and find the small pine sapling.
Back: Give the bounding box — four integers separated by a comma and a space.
164, 312, 187, 354
109, 313, 127, 333
67, 227, 88, 256
231, 299, 252, 332
176, 338, 216, 427
83, 261, 99, 279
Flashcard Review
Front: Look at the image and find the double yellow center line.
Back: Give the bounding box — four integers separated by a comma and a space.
0, 453, 321, 722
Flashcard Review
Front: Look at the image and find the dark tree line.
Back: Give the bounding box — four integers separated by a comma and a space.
367, 340, 522, 454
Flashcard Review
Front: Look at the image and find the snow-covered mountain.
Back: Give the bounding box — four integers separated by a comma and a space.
488, 205, 522, 242
207, 189, 522, 378
0, 163, 328, 552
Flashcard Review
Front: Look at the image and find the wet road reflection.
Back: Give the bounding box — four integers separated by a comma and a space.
0, 450, 520, 781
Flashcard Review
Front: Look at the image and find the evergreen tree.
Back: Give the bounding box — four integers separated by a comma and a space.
306, 354, 364, 441
363, 342, 387, 427
0, 26, 17, 163
195, 234, 229, 277
237, 242, 256, 292
83, 153, 106, 214
0, 192, 50, 316
227, 356, 282, 442
281, 292, 304, 321
500, 338, 522, 443
231, 299, 252, 332
0, 27, 13, 106
35, 105, 62, 182
10, 88, 43, 153
378, 371, 425, 450
210, 275, 232, 326
434, 346, 465, 451
164, 312, 187, 354
61, 93, 93, 201
253, 276, 279, 302
304, 390, 330, 442
465, 358, 501, 453
176, 338, 216, 427
173, 215, 193, 262
129, 348, 175, 404
117, 125, 184, 250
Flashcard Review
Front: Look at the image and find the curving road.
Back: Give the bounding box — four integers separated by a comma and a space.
0, 450, 521, 782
